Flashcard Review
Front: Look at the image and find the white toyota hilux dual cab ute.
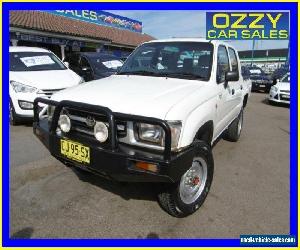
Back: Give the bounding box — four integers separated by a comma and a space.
33, 38, 251, 217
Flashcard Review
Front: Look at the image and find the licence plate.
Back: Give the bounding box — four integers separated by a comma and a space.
259, 84, 265, 87
60, 139, 90, 164
281, 94, 290, 99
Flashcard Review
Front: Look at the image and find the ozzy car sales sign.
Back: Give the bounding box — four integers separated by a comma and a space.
206, 12, 289, 40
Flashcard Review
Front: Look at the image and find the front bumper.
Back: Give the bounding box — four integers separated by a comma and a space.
269, 90, 290, 104
11, 92, 51, 117
33, 98, 196, 183
11, 94, 35, 117
251, 81, 272, 91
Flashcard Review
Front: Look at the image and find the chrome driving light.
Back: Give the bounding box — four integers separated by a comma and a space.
58, 114, 71, 133
18, 101, 34, 110
94, 121, 108, 142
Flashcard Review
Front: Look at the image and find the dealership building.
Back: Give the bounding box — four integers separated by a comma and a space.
9, 10, 154, 59
238, 48, 289, 72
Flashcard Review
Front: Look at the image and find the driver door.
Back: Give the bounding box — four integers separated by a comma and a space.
214, 45, 235, 137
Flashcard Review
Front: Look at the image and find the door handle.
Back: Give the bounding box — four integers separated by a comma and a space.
232, 89, 235, 95
218, 93, 222, 99
240, 85, 243, 90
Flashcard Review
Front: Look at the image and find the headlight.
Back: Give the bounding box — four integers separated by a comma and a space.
47, 105, 56, 121
94, 122, 109, 142
58, 114, 71, 133
272, 86, 278, 92
135, 121, 182, 149
137, 123, 164, 145
10, 81, 37, 93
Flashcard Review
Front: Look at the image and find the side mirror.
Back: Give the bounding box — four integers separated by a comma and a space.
64, 61, 69, 68
225, 71, 239, 82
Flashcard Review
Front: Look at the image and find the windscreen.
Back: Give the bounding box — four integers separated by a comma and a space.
10, 52, 67, 71
281, 74, 290, 83
119, 42, 214, 81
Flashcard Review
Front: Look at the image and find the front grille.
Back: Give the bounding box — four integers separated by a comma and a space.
280, 90, 290, 93
65, 108, 127, 143
280, 94, 290, 101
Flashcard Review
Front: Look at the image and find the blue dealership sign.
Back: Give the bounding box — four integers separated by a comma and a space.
43, 10, 142, 33
206, 12, 289, 40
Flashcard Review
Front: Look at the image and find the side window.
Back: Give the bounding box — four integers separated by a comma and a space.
216, 46, 230, 83
80, 57, 90, 68
228, 48, 239, 73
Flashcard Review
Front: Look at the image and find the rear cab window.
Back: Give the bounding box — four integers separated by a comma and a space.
228, 47, 239, 74
216, 45, 230, 83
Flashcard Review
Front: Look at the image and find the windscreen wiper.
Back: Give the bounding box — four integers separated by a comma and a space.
118, 70, 159, 76
163, 72, 207, 80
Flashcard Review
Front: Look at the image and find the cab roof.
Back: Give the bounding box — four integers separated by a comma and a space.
143, 38, 233, 49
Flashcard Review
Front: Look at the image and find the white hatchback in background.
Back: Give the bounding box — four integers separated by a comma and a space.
9, 46, 83, 125
269, 72, 290, 104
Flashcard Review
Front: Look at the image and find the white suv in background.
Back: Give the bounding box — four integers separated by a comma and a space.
9, 46, 83, 125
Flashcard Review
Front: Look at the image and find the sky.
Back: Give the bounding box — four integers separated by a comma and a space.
107, 10, 289, 51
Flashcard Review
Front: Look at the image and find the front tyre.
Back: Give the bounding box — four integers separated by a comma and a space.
225, 108, 243, 142
158, 141, 214, 217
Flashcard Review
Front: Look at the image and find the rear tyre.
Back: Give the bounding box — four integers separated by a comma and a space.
225, 108, 243, 142
157, 141, 214, 217
9, 100, 20, 126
